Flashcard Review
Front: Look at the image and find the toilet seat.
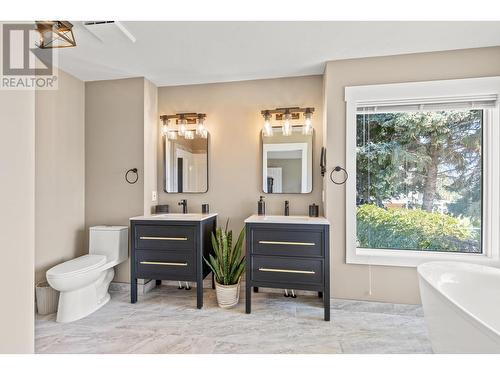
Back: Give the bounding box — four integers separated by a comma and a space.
47, 254, 106, 279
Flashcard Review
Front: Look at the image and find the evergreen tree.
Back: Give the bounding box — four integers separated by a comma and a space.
356, 110, 482, 217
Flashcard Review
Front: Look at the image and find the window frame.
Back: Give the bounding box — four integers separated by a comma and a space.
345, 76, 500, 267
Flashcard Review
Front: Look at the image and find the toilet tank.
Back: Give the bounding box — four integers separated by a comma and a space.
89, 226, 128, 265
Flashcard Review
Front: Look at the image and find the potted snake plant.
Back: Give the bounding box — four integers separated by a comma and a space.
204, 221, 245, 308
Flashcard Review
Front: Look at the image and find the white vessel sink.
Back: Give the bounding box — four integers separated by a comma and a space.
155, 213, 205, 220
130, 213, 217, 222
244, 215, 329, 225
261, 215, 311, 222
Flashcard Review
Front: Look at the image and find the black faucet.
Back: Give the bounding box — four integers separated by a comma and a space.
284, 200, 290, 216
178, 199, 188, 213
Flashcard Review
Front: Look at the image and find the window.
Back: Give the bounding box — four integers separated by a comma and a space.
345, 77, 500, 267
357, 109, 483, 254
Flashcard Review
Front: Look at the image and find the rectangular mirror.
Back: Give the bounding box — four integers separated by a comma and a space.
164, 135, 208, 193
262, 128, 313, 193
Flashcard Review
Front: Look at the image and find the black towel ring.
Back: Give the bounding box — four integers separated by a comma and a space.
330, 166, 348, 185
125, 168, 139, 184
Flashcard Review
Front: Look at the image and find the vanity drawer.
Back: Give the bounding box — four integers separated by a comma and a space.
251, 256, 323, 286
135, 225, 196, 251
251, 228, 323, 257
135, 250, 195, 279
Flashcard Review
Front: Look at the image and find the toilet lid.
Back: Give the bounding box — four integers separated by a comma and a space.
47, 254, 107, 279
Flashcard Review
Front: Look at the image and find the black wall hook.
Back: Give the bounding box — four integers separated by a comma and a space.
330, 166, 348, 185
125, 168, 139, 184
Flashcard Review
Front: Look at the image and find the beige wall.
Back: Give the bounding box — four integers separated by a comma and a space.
144, 79, 158, 215
323, 46, 500, 304
35, 69, 85, 283
157, 75, 324, 237
85, 78, 145, 282
0, 89, 35, 353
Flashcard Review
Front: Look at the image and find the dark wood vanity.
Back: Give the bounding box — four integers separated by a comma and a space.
129, 214, 217, 308
244, 215, 330, 321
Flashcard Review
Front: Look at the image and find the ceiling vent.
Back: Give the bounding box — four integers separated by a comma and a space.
81, 21, 136, 43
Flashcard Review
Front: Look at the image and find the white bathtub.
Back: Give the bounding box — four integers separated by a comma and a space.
417, 261, 500, 353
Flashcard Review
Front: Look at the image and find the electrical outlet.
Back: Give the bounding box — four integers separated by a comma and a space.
151, 190, 157, 202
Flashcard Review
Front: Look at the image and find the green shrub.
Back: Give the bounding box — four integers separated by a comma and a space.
356, 204, 478, 252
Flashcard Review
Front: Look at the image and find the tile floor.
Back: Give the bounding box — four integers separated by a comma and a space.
35, 285, 432, 354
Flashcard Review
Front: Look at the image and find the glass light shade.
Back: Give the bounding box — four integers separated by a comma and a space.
263, 118, 273, 137
184, 130, 194, 140
283, 113, 292, 136
167, 131, 177, 140
160, 124, 168, 135
196, 117, 206, 136
303, 115, 313, 135
178, 119, 187, 136
200, 128, 208, 139
160, 118, 170, 136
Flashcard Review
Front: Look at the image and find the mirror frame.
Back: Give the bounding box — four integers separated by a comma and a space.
163, 133, 209, 194
260, 126, 314, 194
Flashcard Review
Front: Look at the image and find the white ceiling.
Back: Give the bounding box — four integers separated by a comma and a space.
56, 21, 500, 87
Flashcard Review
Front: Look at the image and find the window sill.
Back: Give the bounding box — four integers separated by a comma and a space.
346, 248, 500, 268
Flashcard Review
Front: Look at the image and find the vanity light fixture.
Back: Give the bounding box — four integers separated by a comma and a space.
159, 113, 208, 139
260, 107, 315, 137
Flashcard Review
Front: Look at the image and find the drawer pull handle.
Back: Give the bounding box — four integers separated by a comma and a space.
258, 267, 315, 275
140, 236, 188, 241
258, 240, 315, 246
140, 261, 188, 267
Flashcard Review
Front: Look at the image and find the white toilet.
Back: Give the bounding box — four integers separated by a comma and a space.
47, 226, 128, 323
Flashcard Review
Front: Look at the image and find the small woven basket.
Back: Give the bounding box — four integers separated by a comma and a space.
35, 281, 59, 315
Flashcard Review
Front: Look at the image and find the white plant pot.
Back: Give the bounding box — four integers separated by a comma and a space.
215, 280, 241, 308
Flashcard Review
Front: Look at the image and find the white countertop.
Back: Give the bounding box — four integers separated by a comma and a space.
130, 213, 218, 222
244, 215, 329, 225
